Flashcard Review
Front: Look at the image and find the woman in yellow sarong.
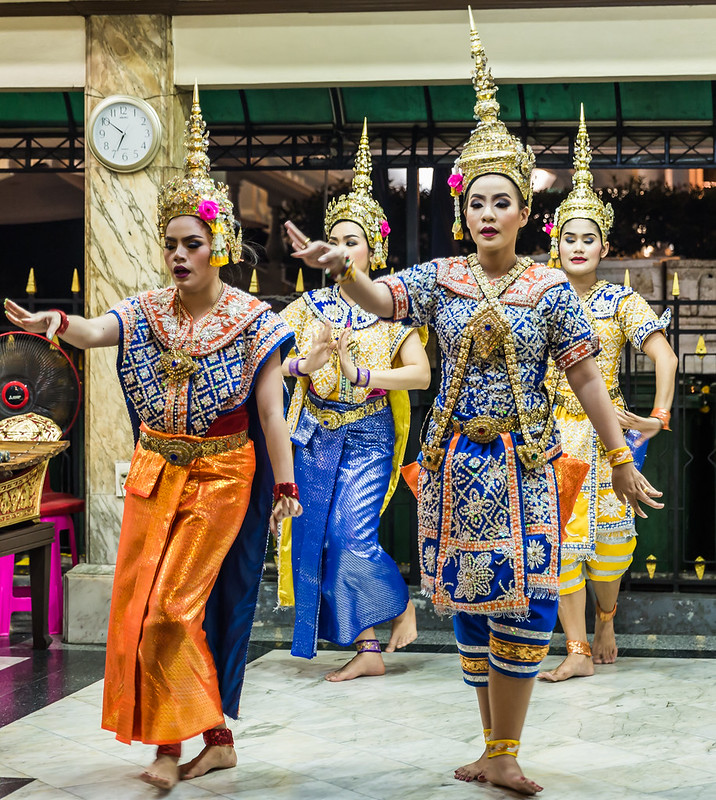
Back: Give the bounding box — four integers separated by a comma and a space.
538, 108, 677, 682
4, 89, 301, 791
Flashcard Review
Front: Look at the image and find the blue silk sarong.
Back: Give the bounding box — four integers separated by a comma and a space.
290, 395, 409, 658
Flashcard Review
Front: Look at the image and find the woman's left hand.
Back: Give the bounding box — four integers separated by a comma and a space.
615, 408, 664, 445
270, 496, 302, 538
336, 329, 359, 384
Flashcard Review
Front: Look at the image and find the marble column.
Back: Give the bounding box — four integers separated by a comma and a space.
65, 15, 186, 642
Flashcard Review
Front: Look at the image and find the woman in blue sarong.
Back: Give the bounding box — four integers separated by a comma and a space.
285, 16, 663, 796
277, 121, 431, 682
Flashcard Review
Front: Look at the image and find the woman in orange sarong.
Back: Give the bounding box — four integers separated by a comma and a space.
4, 88, 301, 791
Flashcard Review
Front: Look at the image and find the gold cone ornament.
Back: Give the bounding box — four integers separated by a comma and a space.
157, 83, 241, 267
624, 269, 631, 288
248, 269, 259, 294
449, 8, 535, 240
646, 554, 657, 579
324, 118, 389, 271
696, 335, 707, 358
25, 268, 36, 295
70, 268, 81, 294
695, 556, 706, 580
295, 268, 305, 293
549, 105, 614, 267
672, 272, 680, 297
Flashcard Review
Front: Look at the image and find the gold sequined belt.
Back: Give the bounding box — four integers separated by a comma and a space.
555, 386, 622, 416
438, 406, 549, 445
304, 394, 388, 431
139, 429, 249, 466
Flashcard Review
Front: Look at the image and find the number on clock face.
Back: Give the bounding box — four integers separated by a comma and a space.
89, 97, 162, 172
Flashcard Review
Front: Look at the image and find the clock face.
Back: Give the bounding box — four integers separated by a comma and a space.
88, 96, 162, 172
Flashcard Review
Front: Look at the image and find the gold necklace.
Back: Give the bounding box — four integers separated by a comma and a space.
160, 283, 224, 385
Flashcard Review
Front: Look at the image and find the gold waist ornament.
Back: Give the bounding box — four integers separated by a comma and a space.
304, 394, 388, 431
554, 385, 623, 416
449, 405, 548, 445
139, 429, 249, 466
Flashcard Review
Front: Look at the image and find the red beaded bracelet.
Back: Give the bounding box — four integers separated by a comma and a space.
49, 308, 69, 336
273, 482, 300, 504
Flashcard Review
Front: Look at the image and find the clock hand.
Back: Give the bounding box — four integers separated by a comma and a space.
113, 130, 127, 158
108, 121, 124, 135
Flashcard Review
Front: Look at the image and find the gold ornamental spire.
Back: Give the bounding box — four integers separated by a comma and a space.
323, 118, 390, 271
184, 81, 211, 177
549, 105, 614, 266
351, 118, 373, 196
468, 6, 500, 127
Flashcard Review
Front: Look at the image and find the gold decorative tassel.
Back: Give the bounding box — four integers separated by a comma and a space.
295, 268, 304, 293
71, 268, 81, 293
646, 554, 657, 579
26, 268, 36, 295
452, 219, 463, 241
249, 269, 259, 294
695, 556, 706, 580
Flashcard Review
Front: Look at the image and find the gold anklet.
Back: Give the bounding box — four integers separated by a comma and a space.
566, 639, 592, 657
483, 727, 492, 743
486, 739, 520, 758
596, 601, 618, 622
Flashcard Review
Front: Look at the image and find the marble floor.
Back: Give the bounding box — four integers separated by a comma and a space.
0, 645, 715, 799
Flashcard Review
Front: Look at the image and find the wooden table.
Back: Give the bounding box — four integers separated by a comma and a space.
0, 520, 55, 648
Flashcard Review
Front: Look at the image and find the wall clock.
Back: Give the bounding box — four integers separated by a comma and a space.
87, 95, 162, 173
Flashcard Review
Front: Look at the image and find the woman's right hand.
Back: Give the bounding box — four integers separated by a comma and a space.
284, 220, 346, 274
4, 299, 63, 339
611, 462, 664, 519
302, 321, 336, 374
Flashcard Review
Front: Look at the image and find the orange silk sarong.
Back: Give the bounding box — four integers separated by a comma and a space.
101, 426, 256, 745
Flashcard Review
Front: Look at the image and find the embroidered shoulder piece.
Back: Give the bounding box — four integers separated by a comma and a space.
436, 258, 567, 308
588, 282, 633, 319
137, 285, 269, 357
303, 285, 380, 329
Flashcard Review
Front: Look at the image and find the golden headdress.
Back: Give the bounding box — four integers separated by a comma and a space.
324, 118, 390, 271
157, 84, 241, 267
549, 105, 614, 267
449, 8, 535, 239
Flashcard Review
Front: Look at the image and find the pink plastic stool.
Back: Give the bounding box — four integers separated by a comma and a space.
0, 530, 64, 636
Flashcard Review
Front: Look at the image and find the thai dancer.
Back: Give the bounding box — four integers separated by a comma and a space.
278, 121, 431, 681
284, 15, 662, 795
5, 88, 301, 790
538, 108, 677, 682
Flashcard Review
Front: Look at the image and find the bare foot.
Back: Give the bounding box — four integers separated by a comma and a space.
538, 653, 594, 682
385, 600, 418, 653
140, 754, 180, 790
180, 745, 237, 780
483, 755, 543, 796
325, 652, 385, 682
592, 616, 618, 664
454, 750, 488, 783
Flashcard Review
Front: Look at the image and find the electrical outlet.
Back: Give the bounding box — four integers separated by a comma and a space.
115, 461, 131, 497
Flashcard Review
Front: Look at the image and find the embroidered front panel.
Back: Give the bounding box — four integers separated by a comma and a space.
112, 290, 290, 436
281, 286, 411, 405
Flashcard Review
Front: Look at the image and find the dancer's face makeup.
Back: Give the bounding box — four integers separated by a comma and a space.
559, 218, 609, 276
164, 215, 219, 294
329, 221, 371, 274
464, 174, 529, 251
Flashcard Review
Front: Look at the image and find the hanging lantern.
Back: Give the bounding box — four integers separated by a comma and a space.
695, 556, 706, 581
645, 554, 657, 579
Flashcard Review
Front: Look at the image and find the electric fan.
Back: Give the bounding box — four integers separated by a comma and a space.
0, 332, 81, 435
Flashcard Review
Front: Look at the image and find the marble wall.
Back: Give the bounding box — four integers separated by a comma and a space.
84, 15, 186, 564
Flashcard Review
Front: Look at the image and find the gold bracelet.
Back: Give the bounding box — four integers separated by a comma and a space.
606, 445, 634, 468
650, 408, 671, 431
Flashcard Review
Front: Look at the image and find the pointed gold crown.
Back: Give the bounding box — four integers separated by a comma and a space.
157, 84, 241, 267
324, 119, 390, 271
449, 8, 535, 239
549, 105, 614, 266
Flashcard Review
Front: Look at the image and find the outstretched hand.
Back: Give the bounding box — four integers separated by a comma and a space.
4, 299, 63, 339
611, 462, 664, 519
336, 328, 359, 384
302, 321, 336, 374
284, 220, 345, 273
270, 496, 302, 538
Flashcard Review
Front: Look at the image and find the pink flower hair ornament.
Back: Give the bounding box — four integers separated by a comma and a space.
380, 220, 391, 238
196, 199, 220, 222
447, 173, 464, 196
544, 221, 555, 236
